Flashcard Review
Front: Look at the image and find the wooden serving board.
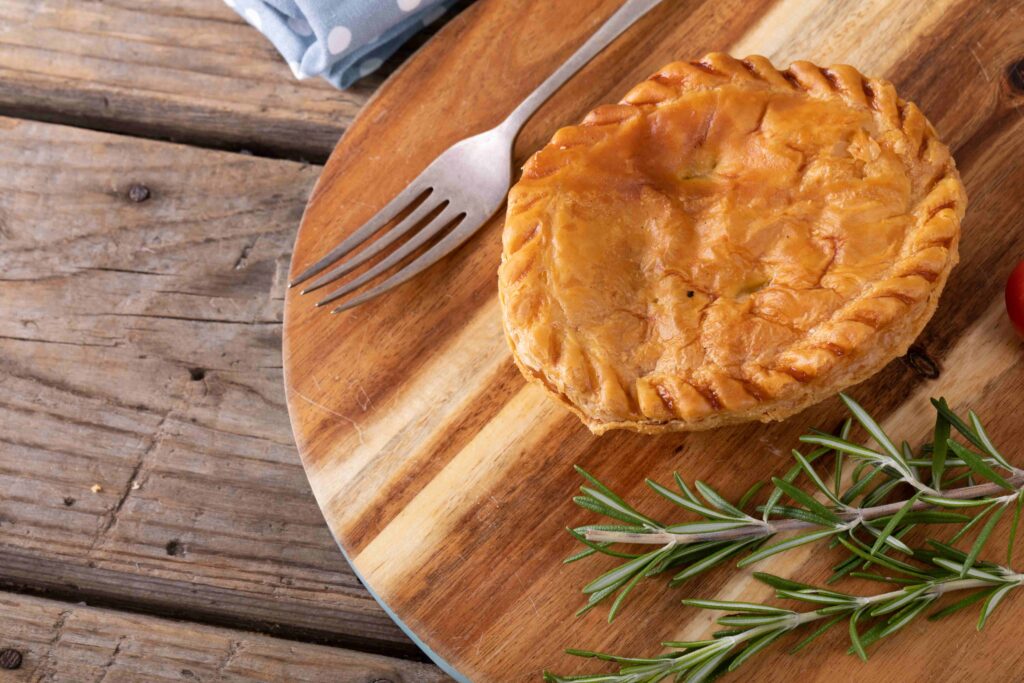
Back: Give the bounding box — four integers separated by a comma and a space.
283, 1, 1024, 680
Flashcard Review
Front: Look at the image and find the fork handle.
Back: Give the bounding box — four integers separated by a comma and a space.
500, 0, 664, 134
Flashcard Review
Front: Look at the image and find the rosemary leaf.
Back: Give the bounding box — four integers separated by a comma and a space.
762, 459, 805, 524
694, 481, 745, 518
927, 588, 990, 621
961, 502, 1009, 576
681, 599, 792, 615
836, 536, 932, 578
575, 524, 648, 533
769, 476, 841, 523
791, 450, 844, 506
931, 558, 1006, 583
752, 572, 814, 591
660, 640, 718, 650
584, 549, 665, 595
969, 411, 1013, 470
575, 466, 631, 503
931, 397, 988, 452
647, 479, 735, 521
775, 590, 854, 606
674, 473, 701, 506
562, 649, 667, 664
580, 486, 661, 527
870, 596, 934, 644
841, 393, 903, 463
950, 503, 1000, 544
683, 646, 732, 683
563, 547, 600, 564
848, 607, 869, 662
977, 582, 1016, 630
826, 554, 862, 584
841, 465, 888, 505
573, 496, 656, 527
727, 629, 787, 672
669, 540, 753, 585
716, 614, 792, 628
947, 441, 1015, 491
576, 582, 620, 617
869, 492, 922, 556
607, 555, 658, 622
799, 433, 882, 461
849, 571, 920, 585
789, 614, 846, 653
898, 511, 971, 524
565, 528, 641, 562
738, 481, 765, 512
932, 411, 951, 488
860, 477, 904, 508
737, 528, 842, 568
869, 584, 930, 616
1008, 493, 1023, 564
834, 418, 853, 495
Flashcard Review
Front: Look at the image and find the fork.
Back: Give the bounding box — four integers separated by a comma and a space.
290, 0, 664, 313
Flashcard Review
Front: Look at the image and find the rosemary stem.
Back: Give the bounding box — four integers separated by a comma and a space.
861, 577, 1005, 605
786, 576, 1018, 628
658, 576, 1024, 679
584, 473, 1024, 546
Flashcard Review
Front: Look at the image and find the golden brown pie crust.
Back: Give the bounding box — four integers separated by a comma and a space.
498, 54, 967, 435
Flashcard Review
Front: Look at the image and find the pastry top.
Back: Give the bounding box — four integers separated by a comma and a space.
498, 53, 966, 434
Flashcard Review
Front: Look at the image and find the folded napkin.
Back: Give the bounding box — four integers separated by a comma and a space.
225, 0, 462, 89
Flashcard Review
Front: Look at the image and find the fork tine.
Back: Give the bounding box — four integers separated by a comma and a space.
300, 198, 449, 294
329, 208, 489, 314
316, 204, 463, 309
289, 181, 431, 287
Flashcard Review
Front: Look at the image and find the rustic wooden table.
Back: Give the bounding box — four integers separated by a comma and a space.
0, 1, 450, 679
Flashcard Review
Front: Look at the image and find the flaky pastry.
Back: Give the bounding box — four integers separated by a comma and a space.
498, 53, 966, 434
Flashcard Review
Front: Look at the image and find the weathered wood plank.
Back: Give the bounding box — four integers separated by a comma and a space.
0, 116, 418, 654
0, 590, 450, 682
0, 0, 379, 160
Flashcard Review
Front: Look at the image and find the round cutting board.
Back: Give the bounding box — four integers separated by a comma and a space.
283, 1, 1024, 680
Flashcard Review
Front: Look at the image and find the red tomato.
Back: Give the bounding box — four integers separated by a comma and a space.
1007, 260, 1024, 338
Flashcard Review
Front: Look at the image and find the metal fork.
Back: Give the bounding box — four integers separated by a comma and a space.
290, 0, 663, 313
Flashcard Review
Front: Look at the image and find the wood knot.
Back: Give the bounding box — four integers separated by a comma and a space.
0, 649, 23, 670
1008, 59, 1024, 93
903, 344, 941, 380
127, 183, 151, 203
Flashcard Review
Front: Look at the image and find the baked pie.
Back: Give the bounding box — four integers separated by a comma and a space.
498, 53, 966, 434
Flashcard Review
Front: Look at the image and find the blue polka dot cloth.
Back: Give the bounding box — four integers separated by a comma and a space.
224, 0, 462, 89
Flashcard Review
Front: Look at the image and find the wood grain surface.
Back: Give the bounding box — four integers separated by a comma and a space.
283, 0, 1024, 681
0, 589, 447, 682
0, 116, 426, 655
0, 0, 376, 160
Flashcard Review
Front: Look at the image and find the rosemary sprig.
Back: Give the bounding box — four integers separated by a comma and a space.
568, 394, 1023, 618
546, 553, 1024, 683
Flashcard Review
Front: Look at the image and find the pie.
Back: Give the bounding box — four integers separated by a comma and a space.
498, 53, 966, 434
